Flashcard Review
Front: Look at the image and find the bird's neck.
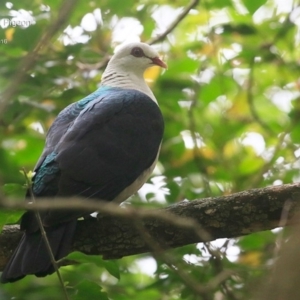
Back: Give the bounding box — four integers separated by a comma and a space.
100, 66, 157, 103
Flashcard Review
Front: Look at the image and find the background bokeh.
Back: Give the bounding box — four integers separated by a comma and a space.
1, 0, 299, 299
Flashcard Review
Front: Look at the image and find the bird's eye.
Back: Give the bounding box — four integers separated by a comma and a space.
131, 47, 144, 58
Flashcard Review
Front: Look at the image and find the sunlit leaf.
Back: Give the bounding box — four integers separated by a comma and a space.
238, 251, 262, 266
5, 28, 15, 41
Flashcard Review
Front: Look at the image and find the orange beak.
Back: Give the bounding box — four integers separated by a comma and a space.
151, 57, 168, 69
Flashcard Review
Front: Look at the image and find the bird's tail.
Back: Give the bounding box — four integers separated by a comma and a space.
0, 221, 77, 283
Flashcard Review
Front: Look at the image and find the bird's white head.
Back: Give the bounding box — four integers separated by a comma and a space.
110, 42, 167, 72
101, 42, 167, 102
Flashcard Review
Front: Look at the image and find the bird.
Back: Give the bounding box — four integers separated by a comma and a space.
1, 42, 166, 283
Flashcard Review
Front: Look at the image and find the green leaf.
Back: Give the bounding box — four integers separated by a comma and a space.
0, 184, 24, 230
238, 231, 276, 250
66, 251, 120, 279
238, 156, 265, 175
242, 0, 267, 14
290, 123, 300, 143
103, 260, 120, 280
74, 280, 109, 300
0, 210, 22, 231
2, 183, 26, 197
222, 24, 257, 35
205, 0, 232, 9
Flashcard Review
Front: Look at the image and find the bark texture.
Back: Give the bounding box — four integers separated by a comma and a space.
1, 183, 300, 271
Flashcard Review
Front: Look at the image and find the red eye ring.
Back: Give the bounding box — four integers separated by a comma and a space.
131, 47, 144, 58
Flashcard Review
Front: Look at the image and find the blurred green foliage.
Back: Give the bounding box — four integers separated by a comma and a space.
1, 0, 300, 299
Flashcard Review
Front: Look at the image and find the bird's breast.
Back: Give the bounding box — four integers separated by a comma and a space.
112, 146, 160, 203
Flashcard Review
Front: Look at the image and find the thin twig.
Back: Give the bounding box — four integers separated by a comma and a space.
249, 131, 289, 188
22, 170, 70, 300
19, 99, 55, 112
1, 196, 212, 242
204, 243, 239, 300
147, 0, 200, 45
75, 55, 111, 71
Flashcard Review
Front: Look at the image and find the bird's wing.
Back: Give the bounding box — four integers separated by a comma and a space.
33, 86, 113, 172
26, 88, 164, 229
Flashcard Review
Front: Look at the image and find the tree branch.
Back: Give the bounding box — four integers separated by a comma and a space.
1, 183, 300, 271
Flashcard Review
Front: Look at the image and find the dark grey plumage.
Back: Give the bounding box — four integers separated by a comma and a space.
1, 87, 164, 283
